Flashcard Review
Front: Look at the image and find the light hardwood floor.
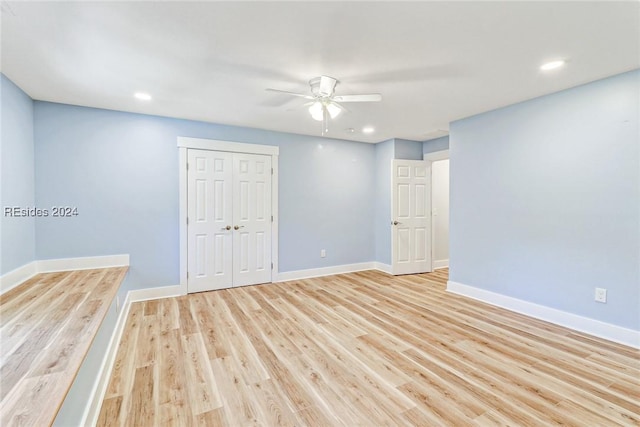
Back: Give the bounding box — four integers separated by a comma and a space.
98, 269, 639, 426
0, 267, 128, 426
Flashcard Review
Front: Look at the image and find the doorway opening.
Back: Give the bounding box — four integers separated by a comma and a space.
424, 150, 449, 270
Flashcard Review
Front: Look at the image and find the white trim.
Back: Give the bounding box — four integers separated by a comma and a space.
37, 254, 130, 272
0, 261, 38, 294
177, 137, 279, 156
447, 280, 640, 349
178, 146, 188, 295
178, 137, 279, 293
423, 149, 450, 162
433, 259, 449, 269
271, 157, 280, 278
276, 262, 381, 282
372, 262, 393, 274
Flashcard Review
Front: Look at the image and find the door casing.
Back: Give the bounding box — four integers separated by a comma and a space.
178, 137, 279, 294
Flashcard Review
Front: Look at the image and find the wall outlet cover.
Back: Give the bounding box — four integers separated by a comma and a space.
594, 288, 607, 303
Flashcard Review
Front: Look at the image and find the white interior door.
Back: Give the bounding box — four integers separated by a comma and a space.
391, 159, 432, 275
187, 149, 272, 292
187, 150, 234, 292
232, 153, 272, 287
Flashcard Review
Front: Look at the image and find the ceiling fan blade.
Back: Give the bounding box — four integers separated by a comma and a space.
330, 100, 350, 113
265, 88, 314, 99
332, 94, 382, 103
319, 76, 337, 96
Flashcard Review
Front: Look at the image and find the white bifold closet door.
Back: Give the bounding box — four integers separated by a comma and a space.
187, 149, 272, 292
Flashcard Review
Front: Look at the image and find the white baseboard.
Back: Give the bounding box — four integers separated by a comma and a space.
38, 254, 130, 273
277, 262, 383, 282
0, 261, 38, 294
0, 254, 130, 296
127, 285, 184, 302
433, 259, 449, 269
372, 262, 393, 274
447, 280, 640, 349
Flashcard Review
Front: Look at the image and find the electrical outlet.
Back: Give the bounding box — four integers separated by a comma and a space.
594, 288, 607, 303
320, 249, 326, 258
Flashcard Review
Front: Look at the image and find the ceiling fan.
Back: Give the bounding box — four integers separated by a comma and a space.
266, 76, 382, 134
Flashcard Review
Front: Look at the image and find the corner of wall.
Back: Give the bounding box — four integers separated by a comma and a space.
1, 74, 37, 276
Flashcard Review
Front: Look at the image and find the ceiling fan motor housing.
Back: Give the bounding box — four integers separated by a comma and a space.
309, 76, 338, 97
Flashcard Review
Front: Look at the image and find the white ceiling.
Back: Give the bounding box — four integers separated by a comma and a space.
2, 1, 638, 143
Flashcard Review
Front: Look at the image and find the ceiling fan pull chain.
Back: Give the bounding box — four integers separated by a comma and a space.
323, 105, 329, 135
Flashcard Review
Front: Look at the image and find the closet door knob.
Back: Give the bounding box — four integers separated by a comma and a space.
234, 225, 245, 230
221, 225, 231, 231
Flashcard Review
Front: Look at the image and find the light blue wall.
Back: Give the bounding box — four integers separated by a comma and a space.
394, 138, 423, 160
450, 70, 639, 330
279, 138, 375, 270
1, 74, 36, 276
34, 102, 376, 291
374, 139, 394, 264
423, 136, 449, 154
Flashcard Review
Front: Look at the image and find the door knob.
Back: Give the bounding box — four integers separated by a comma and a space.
234, 225, 245, 230
221, 225, 231, 231
392, 221, 402, 225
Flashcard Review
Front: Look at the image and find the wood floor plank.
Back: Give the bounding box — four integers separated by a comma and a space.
195, 408, 227, 426
217, 290, 271, 384
157, 329, 188, 418
250, 379, 298, 427
181, 333, 222, 415
126, 365, 156, 427
210, 356, 260, 426
105, 303, 143, 399
158, 298, 180, 333
96, 397, 123, 427
189, 293, 228, 360
98, 268, 640, 426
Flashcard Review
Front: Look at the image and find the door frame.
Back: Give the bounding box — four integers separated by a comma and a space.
423, 149, 449, 271
178, 137, 279, 294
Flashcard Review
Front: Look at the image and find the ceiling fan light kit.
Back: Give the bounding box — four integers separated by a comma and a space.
267, 75, 382, 132
308, 100, 341, 121
309, 101, 324, 121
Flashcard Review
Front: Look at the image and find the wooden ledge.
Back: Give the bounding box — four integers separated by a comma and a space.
0, 267, 128, 426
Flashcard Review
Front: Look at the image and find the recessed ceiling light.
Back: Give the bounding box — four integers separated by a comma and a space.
362, 126, 375, 134
540, 60, 565, 71
134, 92, 152, 101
